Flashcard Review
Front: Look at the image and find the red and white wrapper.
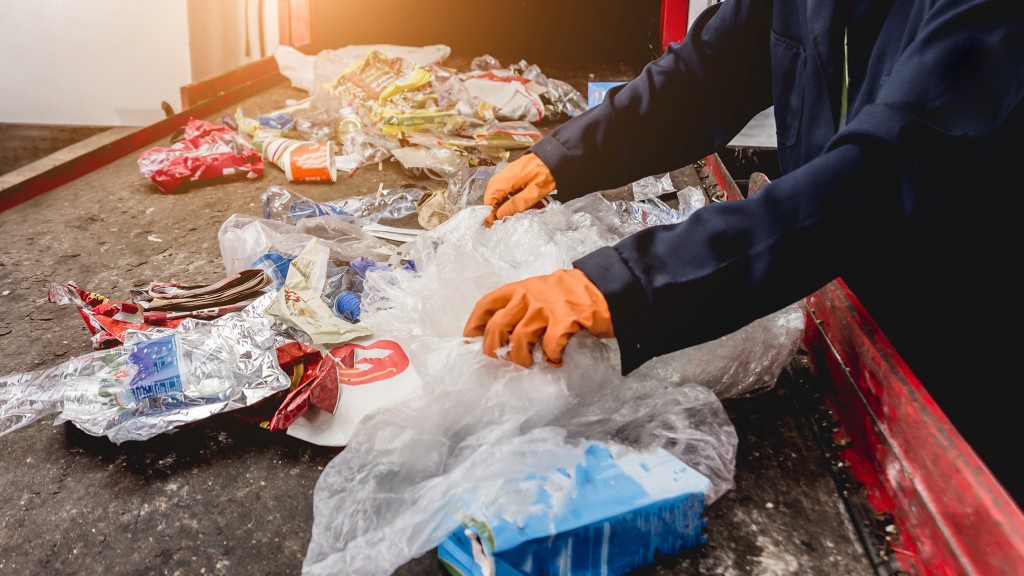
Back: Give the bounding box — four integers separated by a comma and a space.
262, 137, 337, 182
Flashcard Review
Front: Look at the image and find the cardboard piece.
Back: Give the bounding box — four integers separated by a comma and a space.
438, 443, 710, 576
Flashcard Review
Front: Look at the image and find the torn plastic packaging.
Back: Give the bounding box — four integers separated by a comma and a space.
0, 295, 290, 443
137, 117, 264, 194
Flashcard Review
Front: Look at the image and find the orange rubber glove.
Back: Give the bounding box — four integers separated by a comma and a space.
463, 268, 614, 368
483, 153, 557, 227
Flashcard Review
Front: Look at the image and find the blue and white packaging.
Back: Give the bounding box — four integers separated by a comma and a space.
438, 442, 710, 576
587, 81, 628, 108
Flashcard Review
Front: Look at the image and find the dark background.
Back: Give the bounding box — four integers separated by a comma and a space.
310, 0, 664, 69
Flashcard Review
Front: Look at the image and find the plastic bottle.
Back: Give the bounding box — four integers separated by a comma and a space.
251, 252, 292, 290
261, 185, 353, 224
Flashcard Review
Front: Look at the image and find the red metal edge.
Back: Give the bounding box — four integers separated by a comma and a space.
660, 0, 690, 54
703, 155, 1024, 574
0, 56, 304, 215
180, 56, 284, 110
181, 41, 315, 109
702, 153, 745, 201
804, 281, 1024, 574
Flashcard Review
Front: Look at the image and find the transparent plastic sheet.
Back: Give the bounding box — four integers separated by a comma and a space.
0, 363, 68, 436
631, 172, 677, 200
275, 45, 318, 93
335, 129, 393, 176
444, 163, 508, 213
304, 203, 804, 575
677, 185, 708, 217
470, 54, 502, 71
291, 93, 349, 143
218, 214, 398, 276
420, 147, 466, 181
1, 297, 289, 443
610, 196, 684, 228
304, 337, 733, 576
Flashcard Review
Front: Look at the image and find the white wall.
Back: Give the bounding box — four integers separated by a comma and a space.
0, 0, 281, 127
688, 0, 718, 29
0, 0, 192, 126
187, 0, 279, 83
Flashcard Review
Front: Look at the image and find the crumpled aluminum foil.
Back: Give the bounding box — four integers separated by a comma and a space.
1, 295, 289, 443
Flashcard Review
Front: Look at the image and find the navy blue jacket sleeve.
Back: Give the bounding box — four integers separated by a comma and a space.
570, 0, 1024, 374
531, 0, 774, 199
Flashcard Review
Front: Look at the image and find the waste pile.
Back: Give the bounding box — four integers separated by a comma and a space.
0, 43, 807, 576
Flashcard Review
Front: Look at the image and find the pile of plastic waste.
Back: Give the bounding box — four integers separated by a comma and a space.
2, 43, 809, 576
137, 44, 589, 196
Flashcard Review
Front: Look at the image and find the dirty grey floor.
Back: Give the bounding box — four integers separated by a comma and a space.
0, 61, 875, 575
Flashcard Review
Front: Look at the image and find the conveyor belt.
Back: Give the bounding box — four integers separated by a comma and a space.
0, 63, 875, 575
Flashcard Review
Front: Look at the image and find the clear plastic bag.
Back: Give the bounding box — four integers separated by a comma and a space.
303, 202, 805, 575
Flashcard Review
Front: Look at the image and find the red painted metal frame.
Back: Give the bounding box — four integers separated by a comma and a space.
660, 0, 690, 54
180, 55, 285, 110
704, 152, 1024, 574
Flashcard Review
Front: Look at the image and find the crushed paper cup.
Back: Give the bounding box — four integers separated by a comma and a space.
262, 136, 337, 182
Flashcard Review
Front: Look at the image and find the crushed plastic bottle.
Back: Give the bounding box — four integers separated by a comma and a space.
262, 185, 355, 223
261, 184, 426, 227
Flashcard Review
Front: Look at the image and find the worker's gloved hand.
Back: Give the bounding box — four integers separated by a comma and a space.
483, 153, 556, 227
463, 268, 614, 368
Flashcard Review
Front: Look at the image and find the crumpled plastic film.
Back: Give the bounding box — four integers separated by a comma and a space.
0, 364, 69, 436
217, 214, 397, 276
360, 205, 614, 340
518, 60, 588, 119
1, 298, 289, 443
629, 302, 806, 399
304, 202, 803, 575
444, 163, 508, 214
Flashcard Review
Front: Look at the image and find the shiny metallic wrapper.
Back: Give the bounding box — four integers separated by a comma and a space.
0, 297, 289, 444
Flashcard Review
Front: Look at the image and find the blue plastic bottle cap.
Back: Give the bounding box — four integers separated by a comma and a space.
332, 290, 362, 322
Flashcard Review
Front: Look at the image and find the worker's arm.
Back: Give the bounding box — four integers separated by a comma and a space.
530, 0, 774, 201
576, 0, 1024, 374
